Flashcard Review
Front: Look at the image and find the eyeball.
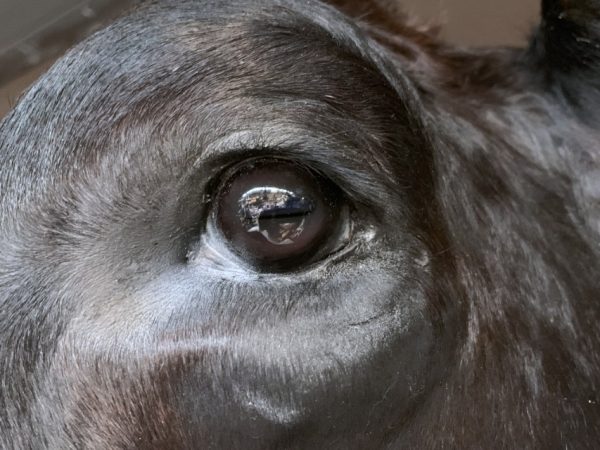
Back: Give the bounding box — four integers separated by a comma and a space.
214, 159, 346, 272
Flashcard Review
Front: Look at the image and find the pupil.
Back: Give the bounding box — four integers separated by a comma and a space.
238, 187, 315, 245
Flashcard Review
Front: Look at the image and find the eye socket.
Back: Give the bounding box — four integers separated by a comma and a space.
214, 159, 347, 272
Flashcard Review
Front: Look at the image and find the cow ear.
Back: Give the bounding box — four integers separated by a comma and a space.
532, 0, 600, 77
325, 0, 408, 34
326, 0, 403, 16
324, 0, 442, 55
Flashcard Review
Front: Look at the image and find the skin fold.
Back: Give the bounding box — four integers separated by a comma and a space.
0, 0, 598, 448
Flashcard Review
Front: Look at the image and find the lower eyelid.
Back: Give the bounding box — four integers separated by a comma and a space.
187, 204, 370, 281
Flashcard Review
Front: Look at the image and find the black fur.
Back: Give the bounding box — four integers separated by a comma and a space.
0, 0, 598, 448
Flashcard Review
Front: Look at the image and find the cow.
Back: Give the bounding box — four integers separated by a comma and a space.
0, 0, 598, 448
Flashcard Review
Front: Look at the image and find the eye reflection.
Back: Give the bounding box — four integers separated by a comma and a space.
238, 187, 315, 245
215, 159, 344, 272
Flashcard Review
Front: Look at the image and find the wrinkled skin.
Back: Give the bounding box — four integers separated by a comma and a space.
0, 0, 599, 448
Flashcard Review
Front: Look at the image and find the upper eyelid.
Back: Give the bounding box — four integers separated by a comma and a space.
195, 126, 395, 212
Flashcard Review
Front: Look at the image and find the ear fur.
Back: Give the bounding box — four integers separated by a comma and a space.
323, 0, 442, 67
325, 0, 404, 18
324, 0, 413, 35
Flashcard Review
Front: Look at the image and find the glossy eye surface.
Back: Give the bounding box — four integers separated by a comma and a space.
215, 159, 345, 271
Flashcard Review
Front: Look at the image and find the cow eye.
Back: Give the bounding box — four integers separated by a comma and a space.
214, 159, 347, 272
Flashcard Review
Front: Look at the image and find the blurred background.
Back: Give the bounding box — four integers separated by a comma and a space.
0, 0, 538, 119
